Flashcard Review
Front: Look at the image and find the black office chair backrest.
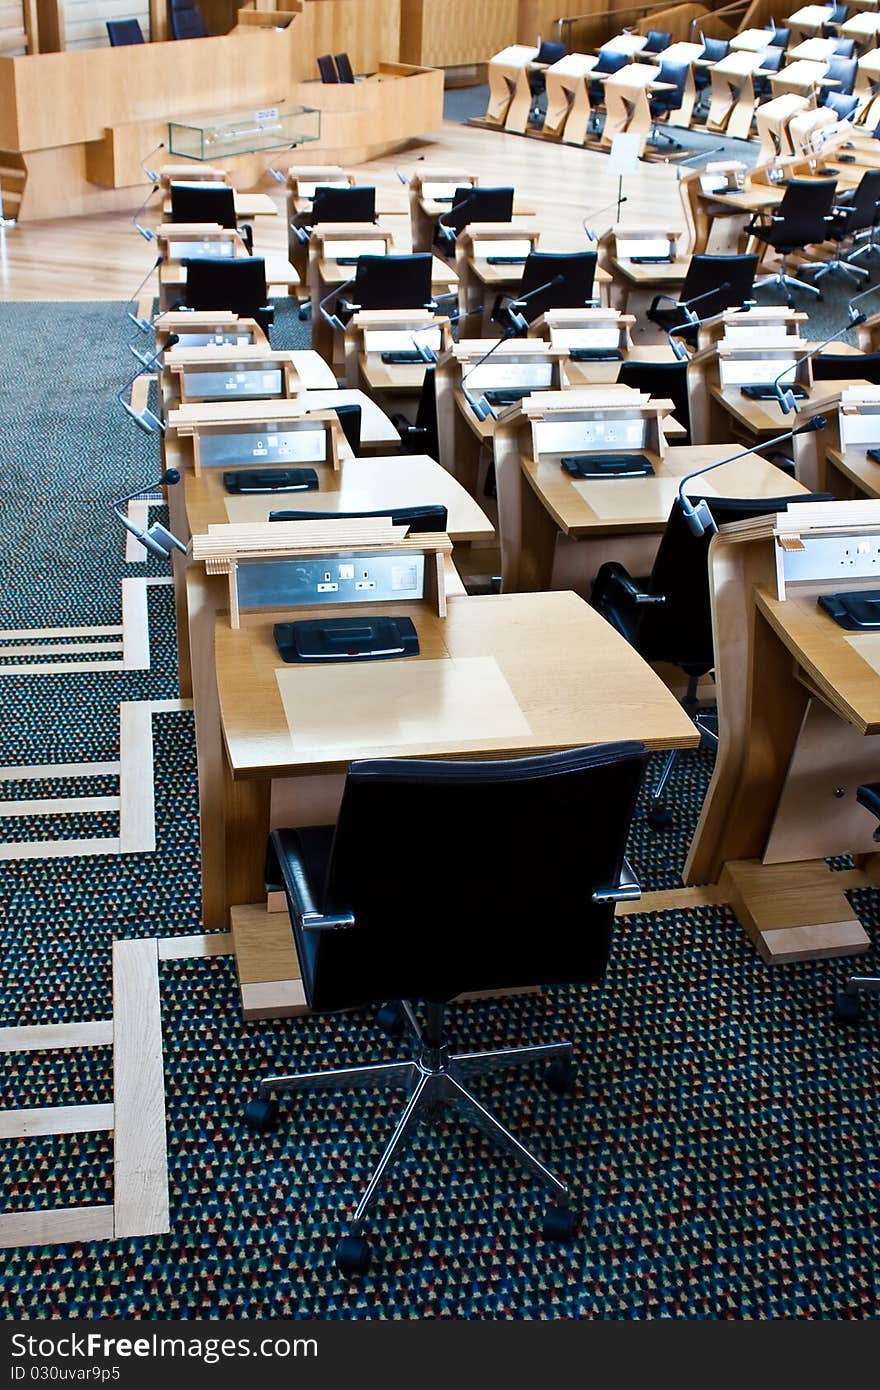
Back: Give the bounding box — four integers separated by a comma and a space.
332, 402, 362, 454
317, 53, 338, 82
447, 186, 514, 230
813, 350, 880, 384
766, 25, 790, 46
836, 168, 880, 231
618, 360, 691, 443
414, 363, 439, 460
773, 178, 838, 245
676, 252, 758, 323
169, 0, 207, 39
534, 38, 567, 64
286, 742, 649, 1009
831, 37, 856, 57
170, 183, 237, 229
593, 47, 629, 76
352, 253, 433, 309
824, 91, 859, 120
311, 186, 376, 223
699, 35, 729, 61
829, 3, 848, 23
335, 51, 355, 83
107, 17, 144, 43
653, 58, 689, 109
627, 493, 832, 671
183, 256, 268, 320
515, 250, 598, 322
756, 46, 784, 74
825, 53, 857, 89
269, 503, 447, 531
643, 28, 671, 52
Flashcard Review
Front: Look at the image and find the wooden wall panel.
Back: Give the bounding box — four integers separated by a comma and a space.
61, 0, 149, 48
401, 0, 518, 67
0, 0, 27, 54
289, 0, 400, 78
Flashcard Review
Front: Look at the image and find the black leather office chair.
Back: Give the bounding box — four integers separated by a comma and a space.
170, 183, 254, 254
390, 365, 440, 461
335, 51, 356, 83
317, 53, 338, 83
618, 359, 691, 443
747, 178, 838, 300
831, 37, 856, 57
821, 54, 857, 93
752, 47, 784, 102
493, 250, 598, 327
812, 349, 880, 383
694, 35, 729, 89
106, 17, 144, 43
591, 493, 829, 826
765, 25, 790, 46
805, 168, 880, 282
183, 257, 273, 337
588, 49, 629, 129
269, 503, 447, 531
823, 91, 859, 120
648, 59, 689, 147
642, 28, 671, 54
248, 742, 649, 1274
169, 0, 207, 39
529, 38, 568, 120
836, 782, 880, 1022
825, 3, 848, 31
646, 253, 758, 336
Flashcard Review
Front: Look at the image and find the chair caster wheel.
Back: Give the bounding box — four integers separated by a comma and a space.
834, 991, 863, 1024
546, 1056, 577, 1095
543, 1205, 581, 1243
244, 1096, 278, 1132
647, 803, 673, 830
376, 1001, 406, 1036
336, 1234, 371, 1276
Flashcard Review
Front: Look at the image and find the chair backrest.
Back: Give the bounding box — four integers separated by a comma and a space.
643, 28, 671, 52
677, 252, 758, 322
535, 38, 567, 63
766, 25, 790, 45
831, 37, 856, 57
756, 47, 784, 73
774, 178, 839, 243
829, 4, 848, 22
106, 17, 144, 44
334, 51, 355, 83
838, 168, 880, 230
655, 59, 689, 106
332, 402, 362, 454
700, 36, 729, 61
183, 256, 268, 322
594, 48, 629, 76
515, 250, 598, 322
813, 350, 880, 383
170, 182, 237, 229
826, 53, 857, 88
823, 91, 859, 119
352, 253, 433, 309
414, 364, 440, 460
311, 185, 376, 223
278, 742, 649, 1009
169, 0, 207, 39
317, 53, 338, 82
617, 359, 690, 442
270, 502, 447, 531
447, 185, 514, 231
612, 493, 831, 671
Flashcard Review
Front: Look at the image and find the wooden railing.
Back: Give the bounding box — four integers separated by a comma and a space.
557, 0, 708, 50
687, 0, 748, 39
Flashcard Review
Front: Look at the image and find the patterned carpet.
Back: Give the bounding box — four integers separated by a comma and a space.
1, 302, 879, 1319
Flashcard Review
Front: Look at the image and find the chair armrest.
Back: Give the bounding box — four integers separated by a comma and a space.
608, 569, 666, 605
260, 303, 275, 327
267, 828, 355, 933
592, 856, 641, 905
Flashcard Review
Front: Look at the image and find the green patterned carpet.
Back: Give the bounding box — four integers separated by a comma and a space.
1, 301, 879, 1320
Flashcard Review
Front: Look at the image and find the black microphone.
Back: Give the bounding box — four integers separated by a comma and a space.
583, 197, 627, 241
498, 273, 566, 335
772, 312, 869, 413
140, 141, 165, 185
125, 256, 162, 331
458, 300, 557, 420
666, 296, 757, 361
113, 468, 186, 560
319, 276, 355, 333
678, 416, 827, 536
115, 334, 179, 435
654, 281, 732, 330
434, 192, 477, 251
132, 181, 159, 242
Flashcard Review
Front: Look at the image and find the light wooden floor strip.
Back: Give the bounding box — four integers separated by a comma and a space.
0, 1103, 114, 1139
112, 937, 170, 1238
0, 1205, 114, 1250
0, 795, 120, 818
0, 641, 122, 657
125, 499, 152, 563
118, 702, 154, 854
0, 836, 120, 861
616, 884, 730, 919
121, 577, 150, 671
157, 932, 235, 960
0, 659, 125, 676
0, 761, 120, 781
0, 1020, 113, 1053
0, 625, 123, 641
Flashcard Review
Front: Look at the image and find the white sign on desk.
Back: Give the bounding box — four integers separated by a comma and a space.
607, 133, 641, 178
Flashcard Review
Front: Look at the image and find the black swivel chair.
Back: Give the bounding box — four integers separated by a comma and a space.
588, 49, 629, 130
694, 35, 730, 110
348, 253, 434, 311
823, 91, 860, 120
317, 53, 338, 83
747, 178, 838, 300
836, 783, 880, 1023
765, 25, 790, 46
752, 47, 784, 102
106, 17, 144, 43
170, 182, 254, 255
805, 168, 880, 282
618, 360, 691, 443
311, 186, 376, 224
590, 493, 829, 827
821, 54, 858, 94
182, 257, 273, 337
824, 4, 849, 31
493, 250, 598, 327
270, 503, 447, 531
169, 0, 207, 39
529, 37, 568, 121
390, 365, 440, 461
642, 28, 671, 54
335, 52, 356, 83
648, 59, 689, 147
646, 253, 758, 337
812, 349, 880, 383
248, 742, 649, 1274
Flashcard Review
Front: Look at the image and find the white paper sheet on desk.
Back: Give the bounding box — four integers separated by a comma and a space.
847, 633, 880, 676
277, 656, 531, 752
574, 476, 716, 520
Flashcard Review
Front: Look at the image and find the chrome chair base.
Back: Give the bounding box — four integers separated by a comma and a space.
804, 254, 869, 284
754, 268, 822, 298
647, 675, 718, 830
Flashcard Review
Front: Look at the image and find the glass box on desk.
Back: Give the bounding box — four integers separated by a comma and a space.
168, 106, 321, 161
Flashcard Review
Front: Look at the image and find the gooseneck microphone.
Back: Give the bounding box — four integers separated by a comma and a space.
113, 468, 186, 560
771, 293, 880, 412
319, 277, 355, 333
434, 193, 478, 252
457, 282, 562, 420
115, 334, 179, 435
582, 197, 627, 241
677, 415, 827, 537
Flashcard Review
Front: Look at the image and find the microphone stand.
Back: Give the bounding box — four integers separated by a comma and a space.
112, 468, 186, 560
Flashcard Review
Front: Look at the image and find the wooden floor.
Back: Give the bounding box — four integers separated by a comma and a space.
0, 119, 687, 302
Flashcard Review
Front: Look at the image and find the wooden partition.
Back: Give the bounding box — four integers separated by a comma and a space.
400, 0, 517, 67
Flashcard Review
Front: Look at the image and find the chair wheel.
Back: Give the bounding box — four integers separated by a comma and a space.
834, 990, 863, 1024
543, 1205, 581, 1242
376, 1001, 406, 1036
647, 803, 673, 831
244, 1096, 278, 1132
336, 1234, 371, 1276
545, 1056, 577, 1095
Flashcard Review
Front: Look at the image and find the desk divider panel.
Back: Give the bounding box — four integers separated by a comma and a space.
717, 342, 815, 391
180, 413, 344, 476
839, 387, 880, 449
545, 308, 635, 356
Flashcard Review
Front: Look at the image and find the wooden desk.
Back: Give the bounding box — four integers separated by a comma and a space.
158, 256, 300, 310
755, 92, 813, 161
481, 44, 540, 133
731, 27, 778, 50
601, 63, 668, 153
769, 57, 830, 97
706, 51, 768, 138
609, 255, 690, 339
542, 53, 600, 145
167, 391, 401, 455
840, 8, 880, 43
788, 36, 839, 61
161, 192, 279, 219
788, 5, 836, 39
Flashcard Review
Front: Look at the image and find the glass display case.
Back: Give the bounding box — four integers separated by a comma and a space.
168, 105, 321, 161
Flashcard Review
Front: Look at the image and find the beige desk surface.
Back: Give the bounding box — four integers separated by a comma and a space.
167, 389, 400, 449
757, 582, 880, 734
161, 192, 279, 217
292, 196, 405, 216
183, 453, 495, 543
160, 257, 300, 289
561, 343, 681, 388
453, 384, 688, 441
419, 198, 536, 219
471, 261, 612, 289
711, 375, 871, 435
358, 353, 427, 392
216, 590, 700, 778
826, 444, 880, 496
611, 257, 690, 286
319, 255, 458, 291
522, 444, 806, 537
